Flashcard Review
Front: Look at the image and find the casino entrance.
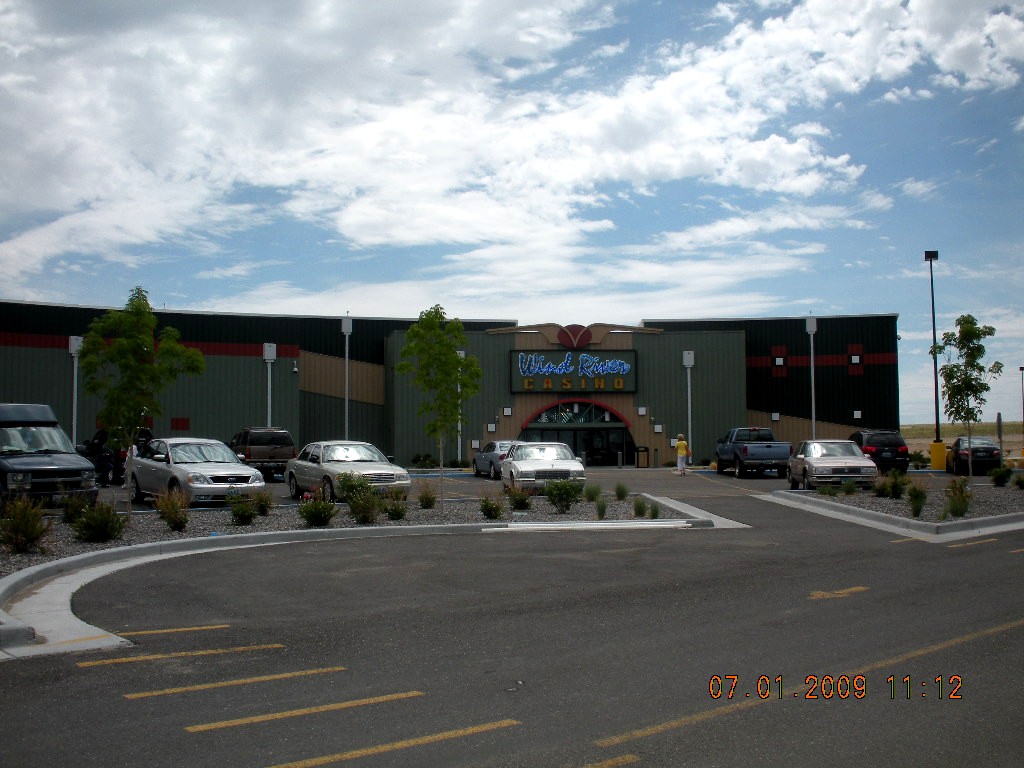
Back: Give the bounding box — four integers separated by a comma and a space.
517, 400, 637, 466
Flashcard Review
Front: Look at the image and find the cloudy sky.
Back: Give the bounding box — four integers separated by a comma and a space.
2, 0, 1022, 424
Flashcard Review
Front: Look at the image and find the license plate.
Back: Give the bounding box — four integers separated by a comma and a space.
226, 487, 241, 497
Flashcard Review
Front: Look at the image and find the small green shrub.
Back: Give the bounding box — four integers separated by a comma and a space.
480, 494, 505, 520
909, 450, 927, 469
347, 488, 378, 525
907, 482, 927, 518
614, 482, 629, 501
841, 480, 858, 495
507, 487, 532, 510
72, 502, 127, 542
251, 490, 273, 516
298, 489, 337, 527
416, 480, 437, 509
887, 471, 907, 500
544, 479, 584, 514
583, 484, 602, 502
60, 493, 91, 525
154, 491, 190, 532
988, 466, 1013, 487
945, 477, 972, 518
411, 453, 438, 469
335, 473, 373, 504
0, 496, 51, 553
595, 497, 607, 520
817, 485, 839, 497
648, 502, 660, 519
1014, 473, 1024, 490
383, 497, 407, 520
872, 477, 892, 497
229, 496, 258, 525
633, 496, 647, 517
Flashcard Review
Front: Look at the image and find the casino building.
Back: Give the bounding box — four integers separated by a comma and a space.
0, 300, 900, 467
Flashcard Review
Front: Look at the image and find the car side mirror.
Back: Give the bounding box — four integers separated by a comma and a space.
152, 453, 168, 463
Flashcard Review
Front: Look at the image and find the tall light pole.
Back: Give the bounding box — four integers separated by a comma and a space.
683, 350, 695, 464
341, 316, 352, 440
1019, 365, 1023, 457
806, 317, 817, 439
924, 250, 943, 469
263, 343, 276, 427
69, 336, 83, 445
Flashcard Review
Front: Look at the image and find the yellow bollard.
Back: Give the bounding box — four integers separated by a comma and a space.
929, 440, 946, 471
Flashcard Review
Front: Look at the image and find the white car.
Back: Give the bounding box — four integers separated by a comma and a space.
287, 440, 412, 501
501, 441, 586, 491
127, 437, 265, 504
787, 439, 879, 490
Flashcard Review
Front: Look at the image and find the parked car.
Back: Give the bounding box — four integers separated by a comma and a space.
715, 427, 792, 477
849, 430, 910, 474
127, 437, 265, 505
229, 427, 296, 481
473, 440, 515, 480
501, 441, 586, 492
787, 439, 879, 490
286, 440, 412, 501
945, 436, 1003, 476
0, 403, 97, 510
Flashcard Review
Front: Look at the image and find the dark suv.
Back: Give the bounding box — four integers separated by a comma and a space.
229, 427, 296, 481
849, 430, 910, 474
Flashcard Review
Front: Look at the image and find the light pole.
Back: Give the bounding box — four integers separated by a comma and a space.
1019, 366, 1023, 457
683, 350, 694, 465
263, 343, 276, 427
341, 316, 352, 440
69, 336, 83, 445
806, 317, 817, 439
925, 250, 942, 469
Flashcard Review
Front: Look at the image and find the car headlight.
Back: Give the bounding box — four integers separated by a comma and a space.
571, 468, 585, 479
8, 472, 30, 489
519, 469, 535, 479
395, 470, 409, 482
81, 469, 97, 488
185, 472, 212, 485
818, 467, 832, 475
248, 474, 264, 485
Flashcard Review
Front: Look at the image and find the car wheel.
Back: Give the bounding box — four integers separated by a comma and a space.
803, 471, 815, 490
321, 477, 335, 502
130, 474, 144, 504
787, 468, 799, 490
490, 463, 501, 481
473, 460, 482, 478
716, 461, 725, 475
733, 458, 745, 478
288, 473, 301, 500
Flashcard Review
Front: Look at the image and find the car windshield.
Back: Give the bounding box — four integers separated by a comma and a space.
324, 443, 388, 463
807, 442, 861, 458
169, 442, 241, 464
0, 426, 76, 454
515, 444, 575, 461
960, 437, 996, 447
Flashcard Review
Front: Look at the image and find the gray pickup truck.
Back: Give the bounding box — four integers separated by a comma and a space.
715, 427, 792, 477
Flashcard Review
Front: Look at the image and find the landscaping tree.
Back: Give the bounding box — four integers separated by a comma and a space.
931, 314, 1003, 478
79, 286, 206, 462
397, 305, 482, 510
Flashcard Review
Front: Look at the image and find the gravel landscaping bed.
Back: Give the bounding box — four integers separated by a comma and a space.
3, 483, 1022, 580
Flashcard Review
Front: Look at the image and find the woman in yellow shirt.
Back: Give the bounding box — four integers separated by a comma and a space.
676, 433, 690, 476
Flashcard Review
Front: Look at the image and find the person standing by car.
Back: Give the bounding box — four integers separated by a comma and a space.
676, 433, 691, 475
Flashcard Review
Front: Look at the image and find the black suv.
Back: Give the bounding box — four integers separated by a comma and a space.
849, 430, 910, 474
229, 427, 296, 481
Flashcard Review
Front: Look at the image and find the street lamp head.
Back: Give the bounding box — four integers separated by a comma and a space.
924, 250, 938, 262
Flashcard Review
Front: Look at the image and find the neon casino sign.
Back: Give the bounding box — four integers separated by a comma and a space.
511, 350, 637, 393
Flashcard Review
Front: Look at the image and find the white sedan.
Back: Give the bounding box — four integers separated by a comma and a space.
501, 441, 586, 491
287, 440, 412, 501
787, 439, 879, 490
127, 437, 265, 504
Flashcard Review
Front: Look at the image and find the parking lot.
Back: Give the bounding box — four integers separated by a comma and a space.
1, 469, 1023, 767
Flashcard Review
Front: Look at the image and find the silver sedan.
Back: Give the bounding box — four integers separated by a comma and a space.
501, 441, 586, 491
787, 439, 879, 490
127, 437, 265, 504
286, 440, 412, 500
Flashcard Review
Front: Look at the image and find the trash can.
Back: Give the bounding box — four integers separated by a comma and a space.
635, 446, 649, 468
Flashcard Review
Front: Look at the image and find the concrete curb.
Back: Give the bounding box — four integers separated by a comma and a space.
768, 490, 1024, 538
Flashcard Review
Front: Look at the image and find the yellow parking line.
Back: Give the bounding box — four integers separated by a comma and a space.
125, 666, 347, 699
266, 719, 521, 767
808, 586, 868, 600
947, 538, 998, 548
582, 755, 642, 766
77, 644, 284, 667
595, 617, 1024, 748
1011, 548, 1024, 554
186, 691, 424, 732
120, 624, 230, 636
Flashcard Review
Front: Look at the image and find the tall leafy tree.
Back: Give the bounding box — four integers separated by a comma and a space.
80, 286, 206, 453
931, 314, 1003, 477
397, 305, 482, 509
